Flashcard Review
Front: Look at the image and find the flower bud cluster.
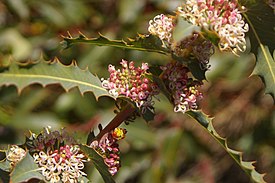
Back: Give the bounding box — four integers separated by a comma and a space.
102, 59, 159, 113
30, 127, 76, 152
6, 145, 26, 166
148, 14, 174, 44
90, 128, 127, 176
178, 0, 249, 55
161, 62, 203, 113
173, 32, 214, 69
29, 128, 88, 183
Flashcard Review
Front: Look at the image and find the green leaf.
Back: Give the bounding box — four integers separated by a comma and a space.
240, 0, 275, 101
241, 0, 275, 53
61, 32, 170, 55
0, 158, 11, 172
79, 176, 90, 183
186, 110, 266, 183
172, 54, 207, 81
252, 46, 275, 100
10, 153, 45, 183
80, 144, 115, 183
141, 108, 155, 122
0, 58, 111, 100
186, 61, 207, 81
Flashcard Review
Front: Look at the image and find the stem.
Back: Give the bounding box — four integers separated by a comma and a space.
96, 103, 136, 140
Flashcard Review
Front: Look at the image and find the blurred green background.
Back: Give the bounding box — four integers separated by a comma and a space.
0, 0, 274, 182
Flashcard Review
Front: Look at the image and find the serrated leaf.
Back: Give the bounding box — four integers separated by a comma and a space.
252, 46, 275, 100
10, 153, 45, 183
61, 32, 170, 55
240, 0, 275, 102
0, 58, 111, 100
186, 110, 266, 183
80, 144, 115, 183
241, 0, 275, 53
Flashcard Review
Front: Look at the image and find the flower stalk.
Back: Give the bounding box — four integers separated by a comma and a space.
96, 103, 136, 140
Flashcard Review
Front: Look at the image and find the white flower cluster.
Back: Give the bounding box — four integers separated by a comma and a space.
148, 14, 174, 44
33, 145, 87, 183
178, 0, 249, 55
6, 145, 26, 166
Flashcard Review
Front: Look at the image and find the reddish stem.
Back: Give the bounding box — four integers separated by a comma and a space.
96, 103, 136, 140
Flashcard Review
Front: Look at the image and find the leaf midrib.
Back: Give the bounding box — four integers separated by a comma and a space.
1, 73, 105, 91
67, 38, 168, 54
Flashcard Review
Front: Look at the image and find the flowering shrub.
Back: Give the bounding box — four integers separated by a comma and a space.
0, 0, 274, 183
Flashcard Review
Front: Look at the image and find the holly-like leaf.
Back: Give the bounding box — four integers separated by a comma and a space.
240, 0, 275, 101
0, 58, 112, 100
186, 110, 266, 183
10, 153, 45, 183
80, 144, 115, 183
252, 46, 275, 100
61, 32, 170, 55
241, 0, 275, 53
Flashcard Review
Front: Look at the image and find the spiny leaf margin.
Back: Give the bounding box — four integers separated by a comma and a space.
0, 58, 113, 100
240, 0, 275, 101
252, 46, 275, 101
186, 110, 266, 183
240, 0, 275, 53
61, 32, 170, 55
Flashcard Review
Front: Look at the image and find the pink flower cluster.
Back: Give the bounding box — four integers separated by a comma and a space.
148, 14, 174, 44
28, 127, 88, 183
102, 59, 159, 113
33, 145, 87, 183
161, 62, 203, 113
90, 128, 127, 176
178, 0, 249, 55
